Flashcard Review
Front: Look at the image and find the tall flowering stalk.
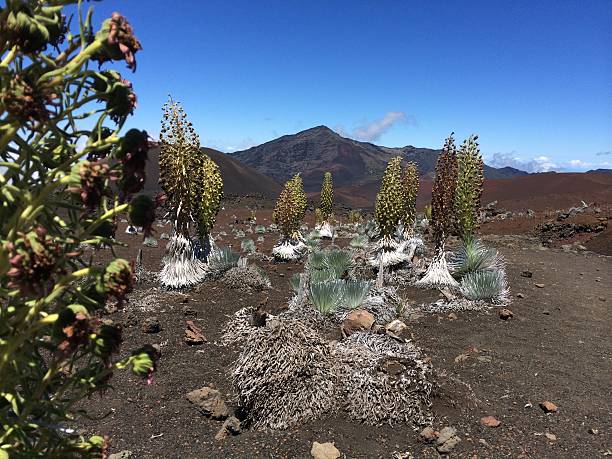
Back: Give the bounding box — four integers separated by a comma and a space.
375, 156, 404, 247
158, 98, 223, 287
417, 134, 459, 288
0, 2, 156, 456
272, 173, 307, 259
371, 156, 412, 267
316, 171, 334, 238
194, 154, 224, 259
401, 161, 419, 237
455, 135, 484, 243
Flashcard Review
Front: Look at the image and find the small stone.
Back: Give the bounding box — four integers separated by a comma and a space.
437, 435, 461, 453
535, 283, 545, 288
480, 416, 501, 427
588, 428, 599, 435
109, 451, 133, 459
440, 287, 456, 301
420, 426, 438, 443
186, 386, 229, 420
545, 433, 557, 441
477, 355, 492, 363
539, 400, 558, 413
141, 317, 161, 334
599, 297, 606, 302
342, 309, 375, 337
436, 427, 457, 445
310, 441, 341, 459
516, 293, 525, 298
184, 320, 207, 345
521, 270, 533, 278
214, 416, 241, 441
479, 438, 490, 448
182, 305, 197, 317
448, 312, 458, 321
454, 353, 469, 363
385, 318, 409, 341
499, 308, 513, 320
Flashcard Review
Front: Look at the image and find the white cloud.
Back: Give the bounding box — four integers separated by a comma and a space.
210, 137, 256, 153
350, 111, 416, 142
487, 152, 612, 172
568, 159, 591, 168
487, 152, 561, 172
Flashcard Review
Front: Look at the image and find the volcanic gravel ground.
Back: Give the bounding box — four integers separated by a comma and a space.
79, 205, 611, 458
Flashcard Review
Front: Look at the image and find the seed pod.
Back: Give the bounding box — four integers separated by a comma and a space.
68, 160, 112, 212
1, 74, 57, 124
116, 128, 149, 200
96, 259, 134, 303
5, 226, 64, 295
91, 12, 142, 71
129, 194, 156, 236
0, 3, 67, 53
93, 71, 137, 123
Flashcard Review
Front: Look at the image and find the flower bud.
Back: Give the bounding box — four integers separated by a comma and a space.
91, 13, 142, 72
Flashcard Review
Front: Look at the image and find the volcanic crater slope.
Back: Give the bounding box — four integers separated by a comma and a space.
145, 146, 281, 198
232, 125, 527, 192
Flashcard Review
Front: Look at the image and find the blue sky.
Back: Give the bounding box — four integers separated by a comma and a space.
88, 0, 610, 171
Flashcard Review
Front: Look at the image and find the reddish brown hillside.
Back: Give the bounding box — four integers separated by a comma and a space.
334, 172, 612, 211
145, 147, 281, 198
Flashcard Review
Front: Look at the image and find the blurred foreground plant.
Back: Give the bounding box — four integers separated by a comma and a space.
0, 1, 157, 456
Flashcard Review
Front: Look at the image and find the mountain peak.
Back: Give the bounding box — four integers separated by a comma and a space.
232, 125, 528, 191
297, 125, 339, 137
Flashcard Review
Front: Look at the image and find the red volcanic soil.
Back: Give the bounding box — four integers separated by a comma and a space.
334, 172, 612, 212
79, 205, 612, 458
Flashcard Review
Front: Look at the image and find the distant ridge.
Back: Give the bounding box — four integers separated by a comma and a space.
232, 125, 528, 192
586, 168, 612, 174
145, 146, 281, 198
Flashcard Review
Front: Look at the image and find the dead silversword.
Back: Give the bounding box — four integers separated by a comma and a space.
417, 133, 459, 288
0, 2, 158, 456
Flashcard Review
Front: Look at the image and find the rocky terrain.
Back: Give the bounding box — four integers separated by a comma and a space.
79, 203, 611, 459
